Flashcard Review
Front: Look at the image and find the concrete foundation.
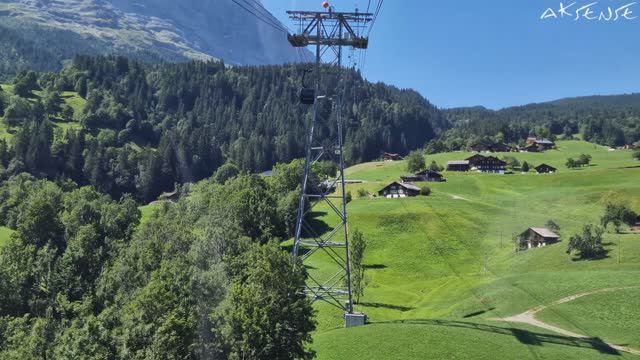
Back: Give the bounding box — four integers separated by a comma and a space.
344, 313, 367, 328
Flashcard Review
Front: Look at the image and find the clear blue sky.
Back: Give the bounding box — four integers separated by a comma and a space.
262, 0, 639, 109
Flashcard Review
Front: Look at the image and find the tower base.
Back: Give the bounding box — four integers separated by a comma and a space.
344, 313, 367, 328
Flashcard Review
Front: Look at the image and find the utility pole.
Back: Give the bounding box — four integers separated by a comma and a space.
288, 5, 372, 327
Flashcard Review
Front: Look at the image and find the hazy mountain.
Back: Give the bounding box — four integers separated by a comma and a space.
0, 0, 303, 72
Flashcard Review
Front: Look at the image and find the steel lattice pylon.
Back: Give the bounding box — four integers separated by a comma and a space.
288, 9, 372, 316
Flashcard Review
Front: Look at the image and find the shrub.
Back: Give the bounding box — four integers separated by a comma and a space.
346, 191, 352, 203
566, 224, 606, 259
357, 188, 368, 198
420, 186, 431, 196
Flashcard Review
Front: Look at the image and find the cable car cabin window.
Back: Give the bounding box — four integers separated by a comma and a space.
300, 88, 316, 104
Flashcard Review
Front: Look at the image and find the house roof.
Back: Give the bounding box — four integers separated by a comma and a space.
535, 163, 557, 170
415, 169, 442, 176
529, 227, 559, 238
535, 139, 555, 145
380, 181, 420, 192
447, 160, 470, 165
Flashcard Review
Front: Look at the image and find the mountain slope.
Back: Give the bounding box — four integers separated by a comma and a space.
0, 0, 302, 74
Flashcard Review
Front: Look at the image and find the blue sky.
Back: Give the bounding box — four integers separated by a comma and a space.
262, 0, 639, 109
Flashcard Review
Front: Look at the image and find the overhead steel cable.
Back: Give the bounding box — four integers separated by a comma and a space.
241, 0, 295, 33
367, 0, 384, 36
231, 0, 288, 33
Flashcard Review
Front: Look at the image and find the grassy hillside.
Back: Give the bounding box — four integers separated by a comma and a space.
309, 140, 640, 359
1, 83, 85, 139
0, 226, 13, 247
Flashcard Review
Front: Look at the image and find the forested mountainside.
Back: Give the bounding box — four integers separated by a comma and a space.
0, 162, 318, 359
0, 56, 447, 201
0, 0, 303, 78
436, 94, 640, 151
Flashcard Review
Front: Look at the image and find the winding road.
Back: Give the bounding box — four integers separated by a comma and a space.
491, 287, 640, 356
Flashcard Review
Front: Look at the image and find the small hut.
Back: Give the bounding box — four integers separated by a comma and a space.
517, 227, 560, 250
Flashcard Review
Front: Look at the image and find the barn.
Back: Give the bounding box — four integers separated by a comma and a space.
466, 155, 506, 173
401, 169, 445, 183
383, 152, 403, 161
535, 164, 557, 174
378, 182, 420, 198
517, 227, 560, 250
446, 160, 470, 172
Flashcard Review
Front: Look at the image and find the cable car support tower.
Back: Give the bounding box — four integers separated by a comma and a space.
288, 6, 372, 326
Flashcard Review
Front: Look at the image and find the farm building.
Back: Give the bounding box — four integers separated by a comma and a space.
535, 164, 557, 174
378, 182, 420, 198
468, 143, 513, 153
469, 144, 492, 152
401, 169, 445, 183
466, 155, 506, 173
632, 223, 640, 232
516, 227, 560, 250
525, 137, 555, 150
382, 152, 403, 161
446, 160, 470, 172
522, 144, 540, 153
491, 143, 513, 152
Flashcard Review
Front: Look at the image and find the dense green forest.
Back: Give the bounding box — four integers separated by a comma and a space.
0, 159, 324, 359
0, 56, 446, 201
432, 95, 640, 152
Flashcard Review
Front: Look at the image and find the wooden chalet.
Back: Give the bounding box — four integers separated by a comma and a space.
378, 181, 420, 198
623, 144, 637, 150
525, 137, 555, 151
517, 227, 560, 250
465, 155, 506, 174
632, 223, 640, 232
469, 143, 513, 153
382, 152, 403, 161
469, 143, 492, 152
491, 143, 513, 152
446, 160, 470, 172
401, 169, 445, 183
535, 164, 557, 174
522, 144, 540, 153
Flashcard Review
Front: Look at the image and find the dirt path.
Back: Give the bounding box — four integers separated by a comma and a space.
491, 287, 640, 356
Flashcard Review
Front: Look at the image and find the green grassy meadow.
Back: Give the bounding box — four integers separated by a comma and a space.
0, 226, 13, 247
309, 141, 640, 359
1, 84, 85, 139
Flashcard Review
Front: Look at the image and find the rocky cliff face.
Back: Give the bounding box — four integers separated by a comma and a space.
0, 0, 302, 65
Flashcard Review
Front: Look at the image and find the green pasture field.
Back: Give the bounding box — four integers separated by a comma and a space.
309, 140, 640, 359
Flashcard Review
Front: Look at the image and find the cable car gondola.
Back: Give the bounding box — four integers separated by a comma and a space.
299, 68, 316, 105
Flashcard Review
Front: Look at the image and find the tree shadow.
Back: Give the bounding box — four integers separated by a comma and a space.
570, 247, 612, 262
377, 319, 622, 355
364, 264, 387, 270
359, 302, 415, 312
302, 211, 330, 238
462, 307, 495, 318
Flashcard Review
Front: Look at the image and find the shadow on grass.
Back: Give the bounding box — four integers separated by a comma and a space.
570, 247, 612, 262
359, 302, 414, 312
377, 319, 621, 355
462, 307, 495, 318
364, 264, 387, 270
